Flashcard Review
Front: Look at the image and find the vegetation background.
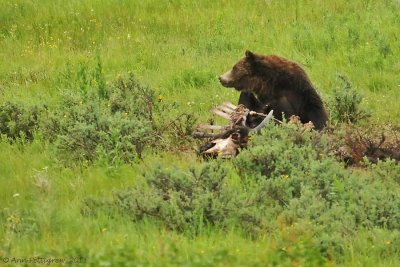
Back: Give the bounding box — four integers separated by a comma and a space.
1, 0, 400, 266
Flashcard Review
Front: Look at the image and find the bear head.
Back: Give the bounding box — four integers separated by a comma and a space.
219, 50, 262, 92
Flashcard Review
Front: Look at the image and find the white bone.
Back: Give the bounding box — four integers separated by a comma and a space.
202, 136, 238, 157
196, 124, 227, 131
210, 108, 231, 120
222, 101, 237, 110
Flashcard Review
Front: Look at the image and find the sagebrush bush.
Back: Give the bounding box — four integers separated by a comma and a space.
111, 161, 269, 236
81, 160, 277, 237
0, 101, 43, 141
329, 74, 370, 125
0, 58, 199, 165
40, 58, 199, 164
166, 112, 198, 146
368, 158, 400, 185
42, 73, 157, 164
82, 122, 400, 261
235, 122, 400, 258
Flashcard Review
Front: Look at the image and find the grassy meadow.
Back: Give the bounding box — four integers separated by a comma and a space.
1, 0, 400, 266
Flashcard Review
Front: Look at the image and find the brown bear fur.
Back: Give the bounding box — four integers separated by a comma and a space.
219, 51, 328, 130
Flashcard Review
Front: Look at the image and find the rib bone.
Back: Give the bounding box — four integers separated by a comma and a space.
196, 124, 228, 131
222, 101, 237, 110
217, 105, 235, 114
210, 108, 231, 120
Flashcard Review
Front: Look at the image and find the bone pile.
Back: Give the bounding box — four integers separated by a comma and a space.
193, 102, 273, 158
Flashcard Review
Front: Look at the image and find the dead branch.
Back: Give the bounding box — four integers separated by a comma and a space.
192, 132, 221, 139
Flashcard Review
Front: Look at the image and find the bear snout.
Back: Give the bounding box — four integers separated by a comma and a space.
218, 76, 226, 85
219, 71, 233, 87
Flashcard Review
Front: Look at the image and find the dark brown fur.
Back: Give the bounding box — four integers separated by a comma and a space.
219, 51, 328, 130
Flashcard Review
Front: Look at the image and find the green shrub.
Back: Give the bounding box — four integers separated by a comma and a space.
42, 73, 158, 164
80, 160, 274, 238
112, 161, 267, 235
164, 112, 198, 148
2, 210, 40, 239
235, 122, 400, 258
0, 58, 198, 164
0, 101, 43, 141
368, 158, 400, 185
82, 121, 400, 262
329, 74, 370, 124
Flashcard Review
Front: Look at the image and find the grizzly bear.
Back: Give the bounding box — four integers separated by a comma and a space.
219, 51, 328, 130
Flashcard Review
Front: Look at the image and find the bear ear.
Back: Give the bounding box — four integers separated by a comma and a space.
245, 50, 256, 61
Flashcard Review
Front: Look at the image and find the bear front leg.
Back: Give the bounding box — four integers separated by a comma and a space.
238, 92, 265, 112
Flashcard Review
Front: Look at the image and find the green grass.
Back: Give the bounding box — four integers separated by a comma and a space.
1, 0, 400, 266
2, 0, 400, 120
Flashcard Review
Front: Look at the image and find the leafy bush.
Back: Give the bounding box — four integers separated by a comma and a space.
329, 74, 370, 124
368, 158, 400, 185
163, 112, 198, 148
0, 101, 43, 141
234, 122, 400, 258
83, 124, 400, 258
81, 160, 277, 238
42, 73, 158, 164
40, 58, 199, 164
81, 122, 400, 262
1, 210, 40, 239
0, 57, 199, 164
111, 161, 268, 236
